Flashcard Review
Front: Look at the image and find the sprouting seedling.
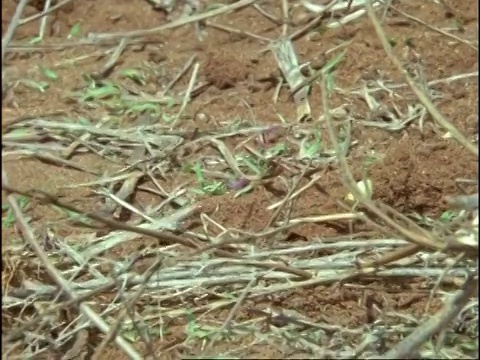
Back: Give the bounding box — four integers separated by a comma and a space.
194, 180, 225, 196
264, 143, 286, 159
185, 310, 215, 351
191, 163, 225, 196
68, 23, 82, 39
77, 117, 91, 126
320, 50, 345, 92
121, 326, 139, 343
125, 101, 160, 116
299, 129, 323, 160
181, 162, 194, 173
409, 212, 437, 227
19, 79, 50, 93
404, 37, 415, 48
40, 66, 59, 81
165, 97, 179, 108
323, 70, 337, 93
408, 209, 460, 227
239, 155, 266, 177
29, 36, 42, 45
439, 210, 458, 223
4, 128, 36, 140
82, 82, 120, 101
120, 68, 146, 85
192, 163, 205, 184
388, 37, 398, 47
161, 114, 174, 123
228, 118, 254, 131
363, 150, 383, 167
2, 196, 29, 228
52, 205, 91, 225
322, 50, 346, 75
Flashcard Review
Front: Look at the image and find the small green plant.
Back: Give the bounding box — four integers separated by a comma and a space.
409, 212, 435, 226
185, 311, 217, 351
299, 129, 323, 159
120, 68, 146, 85
28, 36, 42, 45
388, 37, 398, 47
71, 76, 174, 117
77, 116, 91, 126
40, 66, 59, 81
52, 206, 91, 225
321, 50, 345, 91
264, 143, 286, 159
2, 196, 29, 228
19, 79, 50, 93
124, 101, 161, 116
238, 155, 267, 178
322, 50, 346, 75
191, 163, 226, 196
228, 118, 254, 131
81, 81, 121, 102
363, 150, 383, 167
409, 210, 460, 227
68, 23, 82, 39
404, 37, 415, 48
438, 210, 459, 223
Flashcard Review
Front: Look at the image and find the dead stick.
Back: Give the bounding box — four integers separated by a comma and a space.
1, 164, 143, 360
90, 0, 257, 40
2, 0, 29, 64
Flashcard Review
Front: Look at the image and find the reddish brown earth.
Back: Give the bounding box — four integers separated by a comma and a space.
2, 0, 478, 359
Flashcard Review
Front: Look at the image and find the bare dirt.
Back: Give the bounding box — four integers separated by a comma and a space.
2, 0, 478, 359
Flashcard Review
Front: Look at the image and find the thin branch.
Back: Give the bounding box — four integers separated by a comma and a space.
1, 164, 143, 360
380, 272, 478, 359
365, 0, 478, 156
89, 0, 257, 40
1, 0, 30, 64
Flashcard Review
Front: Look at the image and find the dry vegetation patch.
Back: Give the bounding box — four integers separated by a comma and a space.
2, 0, 478, 359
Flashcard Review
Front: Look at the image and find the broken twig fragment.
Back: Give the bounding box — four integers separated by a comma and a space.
270, 38, 312, 122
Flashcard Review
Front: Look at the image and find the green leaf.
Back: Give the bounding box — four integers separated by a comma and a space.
40, 66, 59, 81
192, 163, 205, 184
21, 79, 50, 93
29, 36, 42, 44
299, 140, 317, 159
52, 205, 91, 224
78, 116, 91, 125
439, 210, 456, 223
82, 83, 120, 101
69, 23, 82, 38
125, 101, 159, 116
265, 143, 286, 158
120, 68, 145, 85
2, 196, 29, 228
202, 181, 225, 195
240, 156, 263, 176
321, 50, 346, 75
6, 128, 34, 139
388, 37, 398, 47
